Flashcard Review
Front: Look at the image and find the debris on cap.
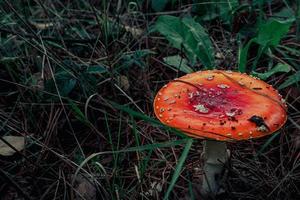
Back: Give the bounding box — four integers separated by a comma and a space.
153, 70, 287, 141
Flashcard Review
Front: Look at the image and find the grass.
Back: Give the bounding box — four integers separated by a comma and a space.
0, 0, 300, 199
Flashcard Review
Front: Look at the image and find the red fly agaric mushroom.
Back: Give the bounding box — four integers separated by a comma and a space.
153, 70, 287, 196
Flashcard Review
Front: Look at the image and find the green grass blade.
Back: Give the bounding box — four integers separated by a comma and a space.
163, 138, 193, 200
256, 131, 280, 157
72, 139, 190, 186
238, 38, 256, 73
278, 70, 300, 89
109, 100, 188, 138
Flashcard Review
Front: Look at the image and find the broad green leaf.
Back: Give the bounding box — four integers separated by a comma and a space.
45, 71, 77, 97
238, 18, 292, 72
271, 7, 295, 20
256, 19, 292, 47
279, 70, 300, 89
252, 63, 291, 80
155, 15, 215, 69
57, 77, 76, 97
154, 15, 184, 49
163, 55, 194, 73
192, 0, 239, 23
151, 0, 169, 12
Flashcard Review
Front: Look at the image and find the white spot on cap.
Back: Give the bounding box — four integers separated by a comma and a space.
238, 81, 244, 86
219, 114, 225, 118
217, 84, 230, 89
257, 125, 268, 132
206, 75, 214, 81
193, 104, 209, 113
169, 100, 176, 104
226, 111, 236, 117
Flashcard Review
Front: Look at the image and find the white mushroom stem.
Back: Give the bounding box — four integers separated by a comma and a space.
201, 140, 228, 196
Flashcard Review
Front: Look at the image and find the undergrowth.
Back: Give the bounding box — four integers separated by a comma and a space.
0, 0, 300, 200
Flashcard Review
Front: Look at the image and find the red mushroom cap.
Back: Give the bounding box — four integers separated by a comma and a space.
153, 70, 287, 141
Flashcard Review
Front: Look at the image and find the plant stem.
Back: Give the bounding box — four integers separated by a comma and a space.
201, 140, 228, 196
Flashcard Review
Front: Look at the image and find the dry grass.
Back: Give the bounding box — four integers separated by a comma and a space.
0, 0, 300, 200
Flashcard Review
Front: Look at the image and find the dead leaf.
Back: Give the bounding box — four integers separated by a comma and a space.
215, 52, 225, 59
74, 174, 97, 200
0, 136, 25, 156
30, 72, 44, 91
116, 75, 130, 91
29, 20, 58, 30
124, 25, 143, 38
142, 181, 163, 197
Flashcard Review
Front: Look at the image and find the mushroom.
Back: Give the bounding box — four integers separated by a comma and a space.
153, 70, 287, 197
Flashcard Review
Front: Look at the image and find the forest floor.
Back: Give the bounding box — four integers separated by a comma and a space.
0, 1, 300, 200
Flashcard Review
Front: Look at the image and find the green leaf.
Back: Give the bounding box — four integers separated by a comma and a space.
163, 55, 194, 73
238, 38, 257, 72
163, 138, 193, 200
120, 49, 154, 70
154, 15, 184, 49
192, 0, 239, 23
87, 65, 108, 74
256, 19, 293, 47
45, 71, 77, 97
68, 100, 89, 124
57, 76, 76, 96
252, 63, 291, 80
154, 15, 215, 69
238, 18, 293, 72
279, 70, 300, 89
151, 0, 169, 12
271, 7, 295, 20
